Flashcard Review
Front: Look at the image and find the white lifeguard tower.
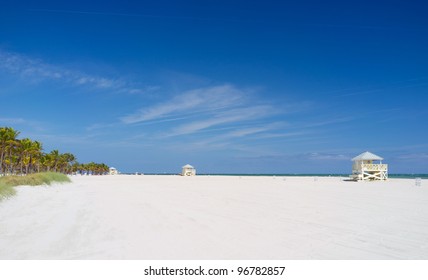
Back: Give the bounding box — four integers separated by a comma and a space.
109, 167, 118, 175
181, 164, 196, 176
350, 151, 388, 181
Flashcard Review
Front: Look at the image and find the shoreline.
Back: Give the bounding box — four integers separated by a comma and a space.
109, 173, 428, 179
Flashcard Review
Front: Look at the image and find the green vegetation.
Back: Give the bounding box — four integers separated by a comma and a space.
1, 127, 109, 175
1, 126, 109, 201
0, 184, 16, 200
0, 172, 71, 187
0, 172, 71, 201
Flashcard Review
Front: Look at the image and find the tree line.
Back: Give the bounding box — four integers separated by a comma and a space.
0, 127, 109, 175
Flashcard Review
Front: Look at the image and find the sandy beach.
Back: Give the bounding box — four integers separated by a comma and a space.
0, 175, 427, 260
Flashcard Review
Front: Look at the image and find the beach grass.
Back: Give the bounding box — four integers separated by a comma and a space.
0, 172, 70, 201
0, 183, 16, 200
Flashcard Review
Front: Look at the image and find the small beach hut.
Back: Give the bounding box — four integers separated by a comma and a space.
181, 164, 196, 176
109, 167, 118, 175
351, 151, 388, 181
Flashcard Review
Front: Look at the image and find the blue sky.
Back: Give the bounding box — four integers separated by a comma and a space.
1, 0, 427, 173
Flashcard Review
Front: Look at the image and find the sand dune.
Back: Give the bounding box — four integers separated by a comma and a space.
0, 175, 427, 259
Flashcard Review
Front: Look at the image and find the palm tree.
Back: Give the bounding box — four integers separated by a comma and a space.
0, 127, 20, 174
1, 126, 110, 176
31, 141, 43, 173
40, 153, 50, 172
71, 162, 81, 174
48, 150, 61, 172
58, 153, 76, 174
17, 138, 43, 174
0, 128, 8, 175
18, 138, 33, 174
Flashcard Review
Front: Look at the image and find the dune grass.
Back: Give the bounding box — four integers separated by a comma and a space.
0, 172, 71, 201
0, 184, 16, 200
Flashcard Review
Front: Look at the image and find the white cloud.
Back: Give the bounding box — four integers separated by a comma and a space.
395, 153, 428, 160
301, 117, 355, 128
0, 49, 152, 94
0, 116, 46, 131
120, 84, 293, 140
181, 122, 285, 149
0, 117, 26, 125
165, 105, 274, 137
253, 131, 307, 139
228, 126, 272, 137
306, 152, 349, 161
121, 84, 245, 124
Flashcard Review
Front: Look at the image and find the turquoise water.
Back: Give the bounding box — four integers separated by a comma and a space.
388, 174, 428, 179
131, 173, 428, 179
203, 174, 428, 179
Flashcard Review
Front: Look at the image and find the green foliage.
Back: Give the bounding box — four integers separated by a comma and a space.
1, 126, 109, 175
0, 183, 16, 201
1, 125, 109, 202
39, 172, 72, 184
0, 172, 71, 201
0, 172, 71, 188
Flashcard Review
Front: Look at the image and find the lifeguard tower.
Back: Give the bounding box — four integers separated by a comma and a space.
109, 167, 118, 175
181, 164, 196, 176
350, 151, 388, 181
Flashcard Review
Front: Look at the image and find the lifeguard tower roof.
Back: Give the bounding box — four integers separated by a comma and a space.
352, 151, 383, 161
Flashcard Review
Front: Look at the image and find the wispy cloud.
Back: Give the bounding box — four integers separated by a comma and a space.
252, 131, 308, 139
394, 153, 428, 160
242, 152, 351, 162
226, 123, 284, 138
167, 105, 273, 137
305, 152, 349, 161
85, 122, 118, 132
182, 122, 285, 149
0, 116, 46, 131
300, 116, 356, 128
121, 84, 245, 124
0, 49, 154, 94
0, 117, 26, 125
120, 84, 307, 140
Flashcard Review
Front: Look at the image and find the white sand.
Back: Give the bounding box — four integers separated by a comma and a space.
0, 175, 427, 259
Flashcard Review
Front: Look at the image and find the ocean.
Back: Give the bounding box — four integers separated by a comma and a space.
125, 173, 428, 179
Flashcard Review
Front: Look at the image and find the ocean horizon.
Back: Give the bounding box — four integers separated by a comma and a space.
120, 173, 428, 179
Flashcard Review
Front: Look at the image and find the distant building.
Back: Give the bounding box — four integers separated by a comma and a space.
181, 164, 196, 176
109, 167, 118, 175
350, 151, 388, 181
